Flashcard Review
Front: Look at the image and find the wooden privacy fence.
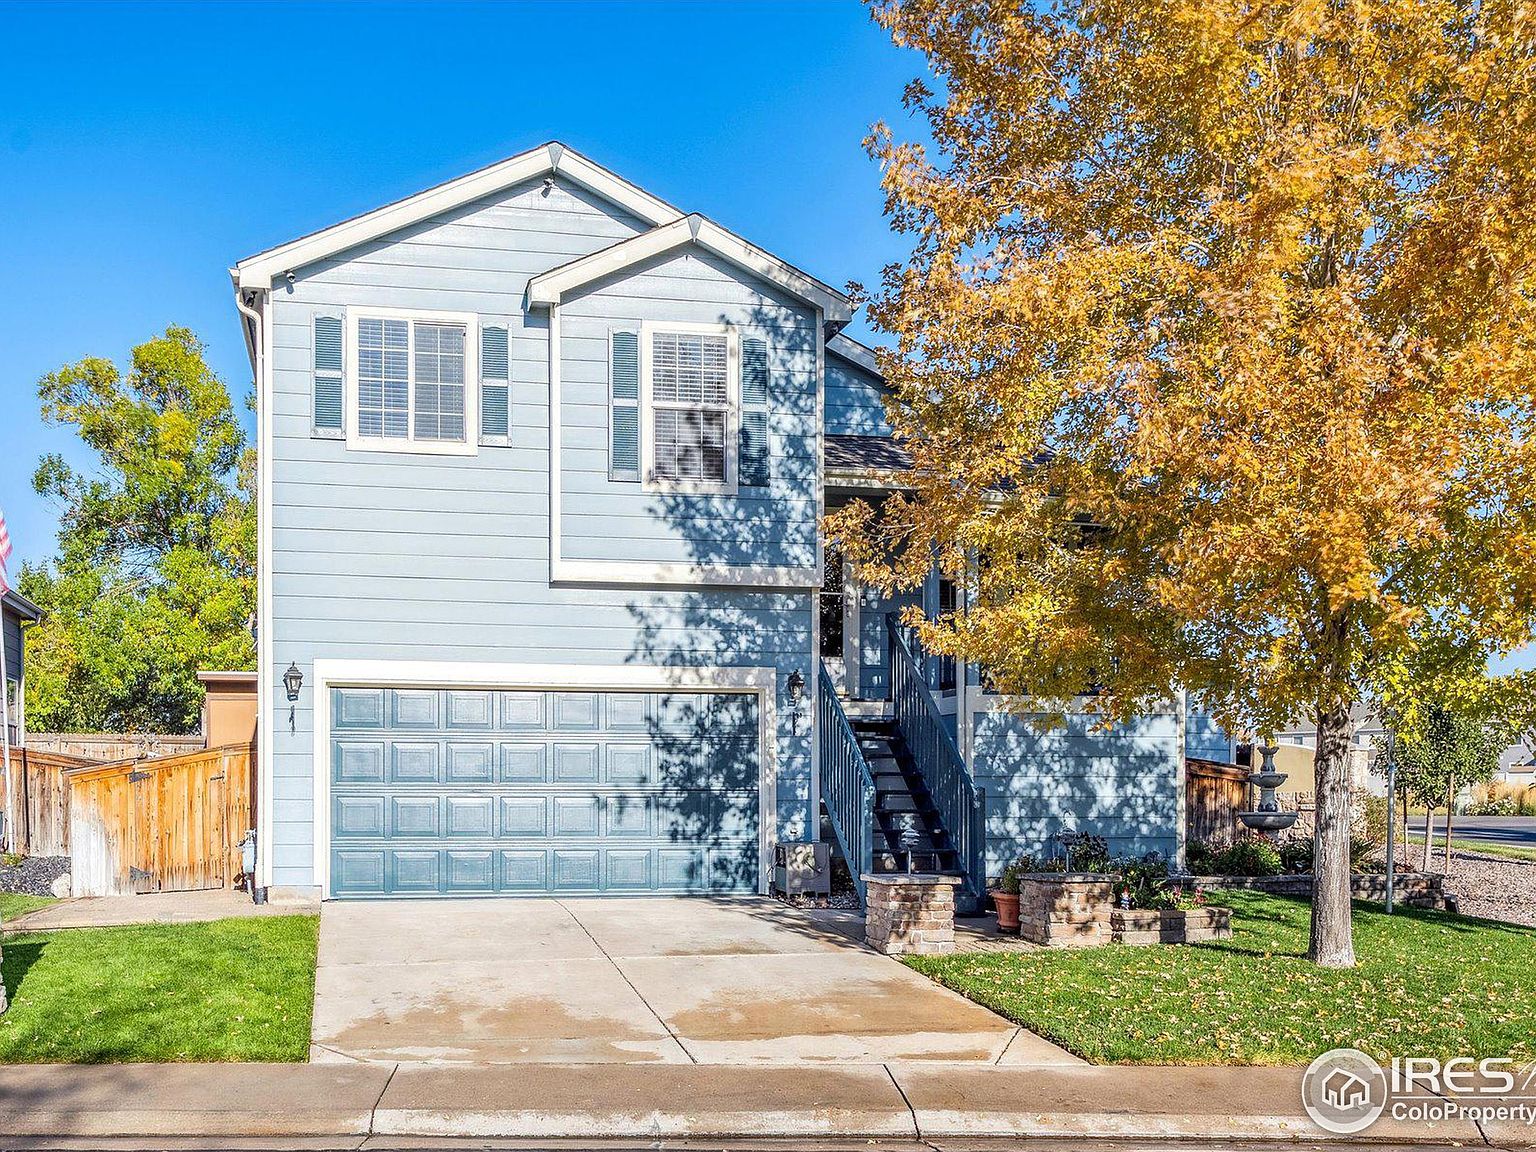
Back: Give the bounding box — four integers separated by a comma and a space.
4, 747, 94, 857
1186, 757, 1251, 846
27, 732, 205, 761
67, 744, 254, 897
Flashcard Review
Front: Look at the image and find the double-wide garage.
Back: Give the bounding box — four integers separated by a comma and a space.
326, 686, 761, 897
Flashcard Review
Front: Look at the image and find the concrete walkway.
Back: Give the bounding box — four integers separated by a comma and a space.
2, 888, 319, 933
310, 895, 1078, 1066
0, 1061, 1500, 1145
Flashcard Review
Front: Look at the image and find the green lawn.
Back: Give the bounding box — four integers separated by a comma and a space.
908, 891, 1536, 1065
0, 894, 56, 922
0, 916, 318, 1062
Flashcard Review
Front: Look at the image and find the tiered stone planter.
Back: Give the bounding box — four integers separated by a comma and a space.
862, 874, 960, 956
1109, 906, 1232, 946
1016, 874, 1115, 947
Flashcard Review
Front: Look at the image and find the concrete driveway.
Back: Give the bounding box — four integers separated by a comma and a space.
310, 896, 1077, 1066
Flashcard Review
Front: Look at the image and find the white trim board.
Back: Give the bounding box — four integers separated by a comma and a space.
235, 143, 684, 291
308, 659, 780, 900
528, 214, 853, 326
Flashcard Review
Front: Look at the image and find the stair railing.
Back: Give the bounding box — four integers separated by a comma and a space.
887, 617, 987, 905
817, 662, 875, 909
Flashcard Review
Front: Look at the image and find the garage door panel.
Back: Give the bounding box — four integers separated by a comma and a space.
334, 795, 385, 838
500, 850, 547, 890
392, 795, 440, 837
606, 744, 652, 785
553, 849, 601, 889
445, 742, 494, 783
552, 743, 600, 783
446, 795, 495, 837
391, 742, 440, 783
392, 689, 440, 728
446, 850, 495, 891
607, 796, 651, 837
500, 796, 548, 837
553, 691, 600, 731
329, 687, 759, 897
446, 690, 494, 729
499, 742, 547, 782
334, 741, 386, 783
391, 850, 440, 892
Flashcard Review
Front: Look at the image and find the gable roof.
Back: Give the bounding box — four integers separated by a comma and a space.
527, 214, 853, 325
233, 142, 684, 291
2, 588, 43, 624
827, 333, 887, 382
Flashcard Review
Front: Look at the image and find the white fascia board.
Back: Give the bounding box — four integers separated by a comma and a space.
529, 215, 854, 324
234, 142, 684, 291
827, 332, 886, 379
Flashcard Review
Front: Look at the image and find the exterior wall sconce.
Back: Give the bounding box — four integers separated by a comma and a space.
283, 662, 303, 733
786, 669, 806, 734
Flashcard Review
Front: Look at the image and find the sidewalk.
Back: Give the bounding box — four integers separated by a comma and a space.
2, 888, 319, 933
0, 1060, 1518, 1146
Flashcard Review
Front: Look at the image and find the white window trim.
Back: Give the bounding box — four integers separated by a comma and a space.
344, 306, 480, 457
640, 319, 738, 495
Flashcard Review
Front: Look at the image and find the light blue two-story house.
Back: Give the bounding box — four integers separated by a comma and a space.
232, 143, 1188, 907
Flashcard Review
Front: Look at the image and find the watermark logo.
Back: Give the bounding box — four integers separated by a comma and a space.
1302, 1048, 1388, 1134
1302, 1049, 1536, 1135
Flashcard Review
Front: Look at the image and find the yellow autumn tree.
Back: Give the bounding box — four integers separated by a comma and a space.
835, 0, 1536, 966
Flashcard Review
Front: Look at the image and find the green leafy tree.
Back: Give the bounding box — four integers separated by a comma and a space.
18, 327, 255, 733
1386, 702, 1504, 872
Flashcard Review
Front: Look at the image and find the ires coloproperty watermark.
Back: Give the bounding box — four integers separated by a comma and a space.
1302, 1048, 1536, 1135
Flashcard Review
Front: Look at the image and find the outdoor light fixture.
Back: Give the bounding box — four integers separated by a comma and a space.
786, 669, 806, 734
283, 662, 303, 733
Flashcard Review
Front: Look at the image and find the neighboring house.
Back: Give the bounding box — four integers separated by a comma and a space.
1495, 739, 1535, 786
1, 589, 42, 750
196, 670, 258, 749
231, 142, 1185, 904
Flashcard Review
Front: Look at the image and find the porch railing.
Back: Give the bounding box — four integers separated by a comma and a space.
817, 662, 875, 909
888, 617, 987, 906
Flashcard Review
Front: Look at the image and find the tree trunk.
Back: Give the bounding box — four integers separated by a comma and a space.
1400, 791, 1410, 860
1309, 697, 1356, 967
1422, 806, 1434, 872
1442, 777, 1455, 873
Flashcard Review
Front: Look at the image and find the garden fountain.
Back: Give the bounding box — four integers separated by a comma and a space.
1237, 743, 1300, 833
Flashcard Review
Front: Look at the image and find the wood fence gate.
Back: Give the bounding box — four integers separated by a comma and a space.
1185, 757, 1252, 847
67, 744, 254, 897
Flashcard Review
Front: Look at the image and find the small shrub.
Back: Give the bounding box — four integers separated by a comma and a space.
1114, 856, 1173, 909
1358, 794, 1389, 849
1056, 831, 1112, 872
1212, 836, 1284, 877
1185, 839, 1219, 874
1279, 837, 1314, 874
993, 859, 1025, 894
1350, 834, 1380, 872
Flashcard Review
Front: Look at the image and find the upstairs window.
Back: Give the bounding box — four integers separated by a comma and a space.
350, 311, 477, 455
648, 328, 734, 487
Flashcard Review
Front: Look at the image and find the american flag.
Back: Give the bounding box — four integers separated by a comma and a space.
0, 505, 11, 596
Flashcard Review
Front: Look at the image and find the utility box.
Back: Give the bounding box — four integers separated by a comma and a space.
773, 842, 831, 898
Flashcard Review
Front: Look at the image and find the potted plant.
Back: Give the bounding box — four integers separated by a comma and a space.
990, 859, 1025, 933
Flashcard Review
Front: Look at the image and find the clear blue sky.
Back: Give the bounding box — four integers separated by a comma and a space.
0, 0, 916, 571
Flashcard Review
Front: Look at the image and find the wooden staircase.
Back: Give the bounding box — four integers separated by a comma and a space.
851, 716, 964, 876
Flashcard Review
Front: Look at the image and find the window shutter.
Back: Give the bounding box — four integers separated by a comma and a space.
610, 329, 640, 481
312, 315, 344, 438
739, 337, 769, 486
480, 325, 510, 445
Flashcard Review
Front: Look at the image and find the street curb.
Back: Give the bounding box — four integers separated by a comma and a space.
0, 1061, 1520, 1145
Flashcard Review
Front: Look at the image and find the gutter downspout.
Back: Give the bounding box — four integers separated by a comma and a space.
231, 282, 267, 904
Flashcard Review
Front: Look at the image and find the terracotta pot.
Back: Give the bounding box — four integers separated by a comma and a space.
990, 890, 1021, 933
